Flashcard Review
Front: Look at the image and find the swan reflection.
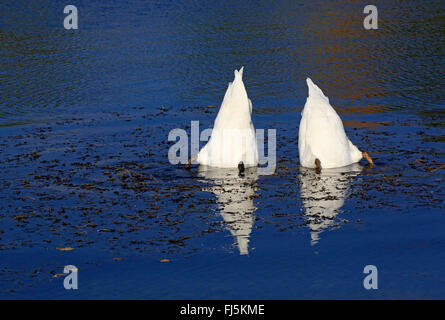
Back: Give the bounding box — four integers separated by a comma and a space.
299, 163, 362, 245
198, 166, 259, 255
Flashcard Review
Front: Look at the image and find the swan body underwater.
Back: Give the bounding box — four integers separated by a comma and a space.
186, 67, 258, 172
298, 78, 373, 171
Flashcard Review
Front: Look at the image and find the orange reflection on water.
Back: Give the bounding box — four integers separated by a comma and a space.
343, 120, 390, 130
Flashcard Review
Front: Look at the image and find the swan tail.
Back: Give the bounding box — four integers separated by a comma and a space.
234, 66, 244, 81
306, 78, 328, 101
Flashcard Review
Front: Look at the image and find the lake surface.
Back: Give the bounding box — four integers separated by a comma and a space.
0, 0, 444, 299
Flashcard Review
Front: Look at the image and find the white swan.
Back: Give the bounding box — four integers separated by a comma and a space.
298, 78, 373, 170
193, 67, 258, 169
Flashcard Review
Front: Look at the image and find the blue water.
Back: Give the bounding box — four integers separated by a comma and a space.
0, 1, 444, 299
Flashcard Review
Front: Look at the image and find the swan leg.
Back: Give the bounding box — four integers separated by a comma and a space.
315, 158, 321, 174
362, 152, 374, 167
184, 155, 197, 170
184, 158, 192, 170
238, 161, 245, 176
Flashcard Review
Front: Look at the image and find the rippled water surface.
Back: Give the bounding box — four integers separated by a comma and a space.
0, 1, 444, 298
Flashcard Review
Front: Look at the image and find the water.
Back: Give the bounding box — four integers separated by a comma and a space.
0, 0, 444, 299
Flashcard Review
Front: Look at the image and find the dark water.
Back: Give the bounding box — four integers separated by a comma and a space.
0, 1, 444, 299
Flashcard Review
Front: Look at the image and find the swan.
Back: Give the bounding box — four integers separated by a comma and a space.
298, 78, 373, 171
186, 67, 258, 171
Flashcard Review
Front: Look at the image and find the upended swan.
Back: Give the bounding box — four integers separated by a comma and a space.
186, 67, 258, 171
298, 78, 373, 171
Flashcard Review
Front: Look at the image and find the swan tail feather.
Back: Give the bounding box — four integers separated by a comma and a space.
306, 78, 328, 100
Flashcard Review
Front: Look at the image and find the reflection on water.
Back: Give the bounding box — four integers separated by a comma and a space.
198, 163, 363, 252
299, 164, 362, 245
198, 166, 258, 255
1, 1, 442, 124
